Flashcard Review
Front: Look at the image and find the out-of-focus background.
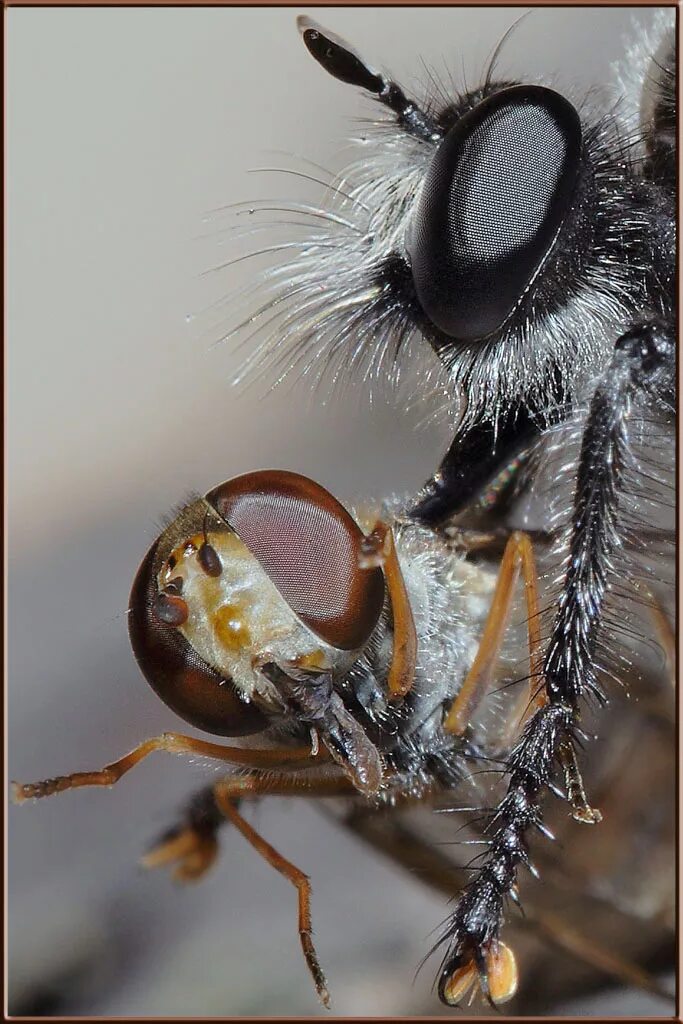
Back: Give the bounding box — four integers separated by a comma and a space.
8, 6, 674, 1016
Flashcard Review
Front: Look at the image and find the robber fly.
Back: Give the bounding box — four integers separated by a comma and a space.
212, 10, 676, 1008
12, 469, 674, 1012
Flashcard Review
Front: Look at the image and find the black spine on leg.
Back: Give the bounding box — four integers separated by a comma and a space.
435, 321, 675, 1002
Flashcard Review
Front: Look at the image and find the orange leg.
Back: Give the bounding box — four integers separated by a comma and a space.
444, 530, 542, 736
360, 521, 417, 700
11, 733, 325, 803
143, 770, 355, 882
213, 782, 331, 1008
142, 820, 221, 882
214, 770, 354, 799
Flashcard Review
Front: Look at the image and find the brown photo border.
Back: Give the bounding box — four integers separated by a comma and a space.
3, 3, 680, 1024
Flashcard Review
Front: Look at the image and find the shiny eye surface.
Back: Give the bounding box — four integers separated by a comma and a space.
407, 85, 583, 342
206, 470, 385, 651
128, 532, 268, 737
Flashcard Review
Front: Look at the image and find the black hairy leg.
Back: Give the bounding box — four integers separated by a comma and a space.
544, 320, 675, 706
411, 403, 540, 524
330, 799, 673, 1005
410, 401, 544, 525
410, 358, 567, 527
435, 321, 675, 1006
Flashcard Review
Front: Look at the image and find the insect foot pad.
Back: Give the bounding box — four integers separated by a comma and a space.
442, 942, 518, 1006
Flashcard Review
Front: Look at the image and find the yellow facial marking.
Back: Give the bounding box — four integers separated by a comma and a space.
213, 602, 252, 652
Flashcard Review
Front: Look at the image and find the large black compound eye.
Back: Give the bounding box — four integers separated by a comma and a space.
407, 85, 583, 343
206, 470, 385, 652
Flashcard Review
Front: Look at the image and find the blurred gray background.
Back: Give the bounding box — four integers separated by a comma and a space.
8, 6, 674, 1016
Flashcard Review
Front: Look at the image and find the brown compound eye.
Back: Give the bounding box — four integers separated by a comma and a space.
129, 540, 267, 737
205, 470, 385, 651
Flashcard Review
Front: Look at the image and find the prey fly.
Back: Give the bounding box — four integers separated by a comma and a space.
13, 469, 674, 1011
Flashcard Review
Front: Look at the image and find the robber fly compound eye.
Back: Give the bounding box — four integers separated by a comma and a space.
406, 86, 583, 342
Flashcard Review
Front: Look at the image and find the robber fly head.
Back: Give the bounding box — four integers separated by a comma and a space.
302, 20, 584, 344
128, 470, 387, 790
230, 19, 660, 431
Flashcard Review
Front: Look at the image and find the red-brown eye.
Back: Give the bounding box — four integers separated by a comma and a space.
129, 541, 267, 737
205, 470, 385, 651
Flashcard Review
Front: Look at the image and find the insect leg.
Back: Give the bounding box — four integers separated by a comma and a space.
213, 782, 331, 1008
544, 321, 675, 707
409, 402, 546, 526
143, 772, 355, 882
11, 734, 325, 802
556, 737, 602, 825
434, 321, 675, 1006
444, 530, 542, 736
142, 783, 224, 882
337, 809, 672, 1004
360, 522, 418, 700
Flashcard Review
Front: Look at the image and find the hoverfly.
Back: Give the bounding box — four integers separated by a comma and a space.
12, 469, 674, 1012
